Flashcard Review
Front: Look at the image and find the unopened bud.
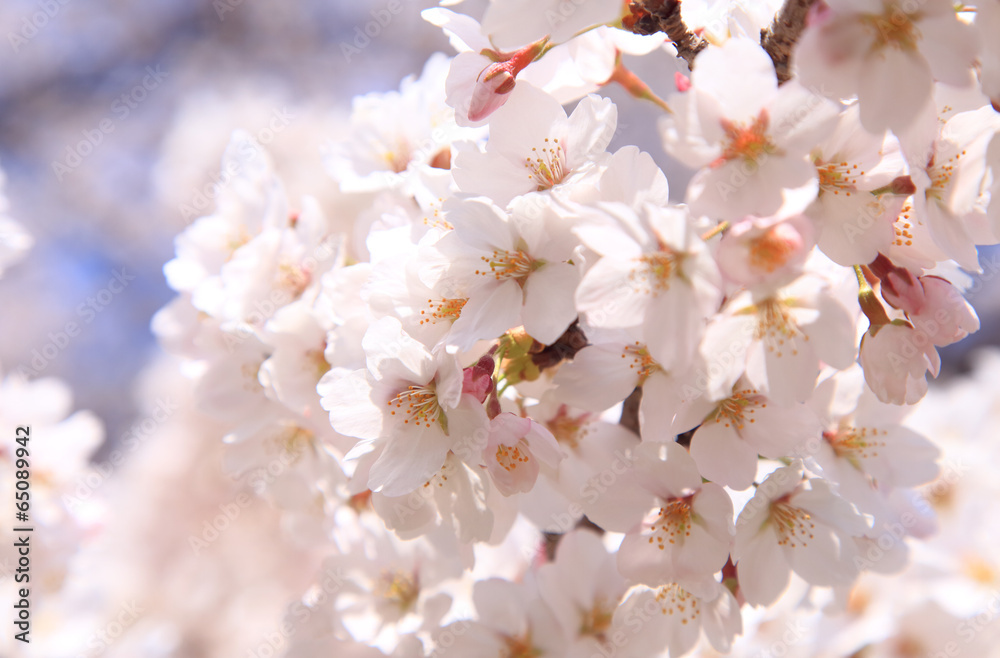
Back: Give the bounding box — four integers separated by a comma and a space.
469, 67, 516, 122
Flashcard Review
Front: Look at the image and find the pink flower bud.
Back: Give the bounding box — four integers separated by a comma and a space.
860, 323, 940, 405
462, 362, 494, 403
469, 65, 517, 122
464, 39, 546, 123
880, 268, 923, 315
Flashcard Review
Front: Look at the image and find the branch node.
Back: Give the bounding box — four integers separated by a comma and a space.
626, 0, 708, 70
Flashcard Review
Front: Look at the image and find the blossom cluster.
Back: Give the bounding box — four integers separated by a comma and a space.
146, 0, 1000, 655
0, 174, 108, 657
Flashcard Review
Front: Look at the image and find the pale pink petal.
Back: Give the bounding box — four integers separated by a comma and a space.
564, 94, 618, 169
576, 257, 650, 328
690, 420, 760, 490
369, 422, 455, 496
735, 528, 790, 606
858, 48, 933, 134
522, 262, 580, 344
919, 15, 978, 86
449, 279, 523, 350
634, 441, 702, 497
638, 372, 681, 441
322, 369, 383, 440
692, 38, 776, 120
553, 344, 639, 411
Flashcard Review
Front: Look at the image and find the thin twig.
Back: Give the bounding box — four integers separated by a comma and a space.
760, 0, 818, 83
625, 0, 708, 70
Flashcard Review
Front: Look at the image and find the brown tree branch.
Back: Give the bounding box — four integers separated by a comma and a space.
626, 0, 818, 83
760, 0, 819, 84
625, 0, 707, 70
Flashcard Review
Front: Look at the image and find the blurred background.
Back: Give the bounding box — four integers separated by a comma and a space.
1, 0, 998, 458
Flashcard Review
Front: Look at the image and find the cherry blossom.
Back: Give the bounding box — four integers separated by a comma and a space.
452, 82, 616, 206
318, 317, 490, 496
428, 196, 582, 347
118, 3, 1000, 655
714, 213, 815, 293
611, 580, 743, 657
877, 268, 979, 349
552, 332, 682, 441
808, 366, 940, 525
660, 37, 839, 220
804, 104, 910, 266
536, 529, 627, 655
326, 54, 479, 191
700, 273, 858, 404
484, 412, 563, 496
796, 0, 979, 134
733, 463, 868, 606
612, 441, 734, 594
908, 106, 1000, 269
432, 578, 565, 657
678, 377, 821, 490
574, 203, 722, 371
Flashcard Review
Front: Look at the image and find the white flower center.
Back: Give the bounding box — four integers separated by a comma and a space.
926, 149, 966, 202
621, 342, 661, 385
748, 226, 800, 274
379, 136, 412, 173
579, 597, 615, 638
770, 500, 816, 548
306, 346, 330, 380
714, 110, 777, 168
861, 4, 922, 52
545, 405, 592, 450
524, 136, 567, 190
419, 297, 467, 325
495, 440, 530, 472
277, 260, 311, 298
654, 584, 701, 625
824, 425, 887, 470
629, 251, 679, 295
502, 633, 540, 658
387, 383, 444, 430
710, 388, 762, 430
475, 248, 538, 283
266, 425, 315, 464
421, 197, 453, 231
816, 159, 864, 197
647, 498, 693, 550
375, 569, 419, 612
754, 298, 805, 358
